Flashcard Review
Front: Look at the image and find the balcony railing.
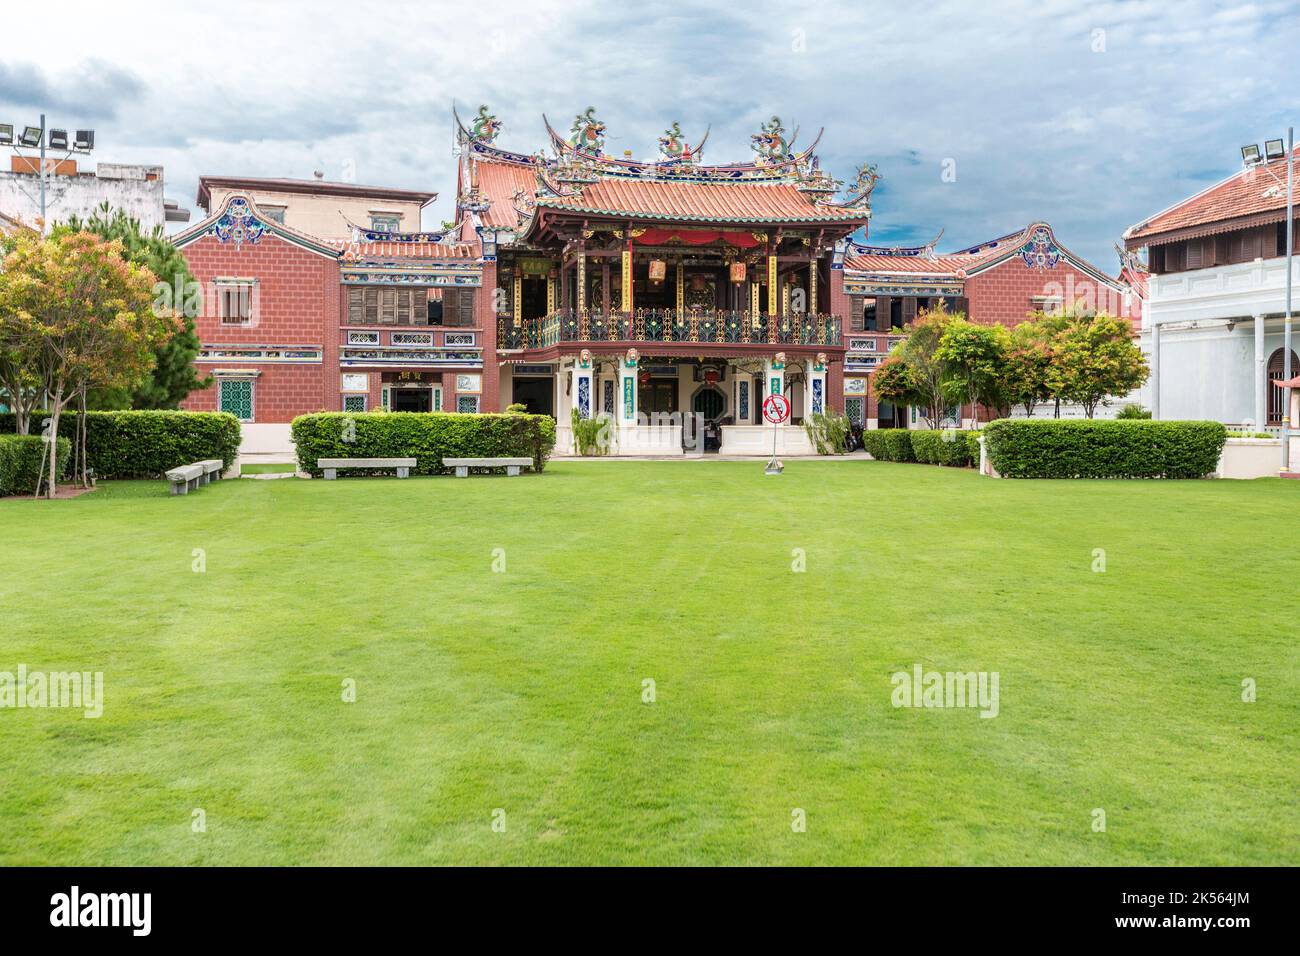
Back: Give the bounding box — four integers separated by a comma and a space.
497, 310, 841, 351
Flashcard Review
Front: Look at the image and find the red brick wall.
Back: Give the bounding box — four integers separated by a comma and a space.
180, 231, 340, 423
965, 256, 1136, 330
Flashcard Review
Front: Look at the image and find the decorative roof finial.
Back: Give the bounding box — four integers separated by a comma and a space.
751, 116, 789, 165
470, 105, 502, 143
568, 107, 606, 157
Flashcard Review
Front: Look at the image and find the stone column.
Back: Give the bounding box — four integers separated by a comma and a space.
1254, 314, 1266, 429
807, 354, 827, 417
574, 349, 594, 420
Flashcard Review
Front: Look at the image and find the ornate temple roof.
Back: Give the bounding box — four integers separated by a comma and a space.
535, 178, 870, 224
452, 105, 878, 237
1124, 144, 1300, 247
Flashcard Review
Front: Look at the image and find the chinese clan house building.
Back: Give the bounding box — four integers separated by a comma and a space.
456, 107, 878, 454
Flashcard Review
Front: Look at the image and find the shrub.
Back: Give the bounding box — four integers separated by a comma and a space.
1115, 403, 1153, 420
861, 429, 915, 462
982, 419, 1227, 479
965, 430, 982, 465
910, 429, 976, 467
804, 411, 851, 455
0, 434, 70, 496
291, 412, 557, 476
0, 411, 240, 479
571, 409, 614, 457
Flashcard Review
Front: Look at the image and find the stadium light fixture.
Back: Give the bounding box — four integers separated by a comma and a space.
74, 129, 94, 151
20, 126, 42, 147
48, 128, 68, 150
0, 124, 12, 145
1265, 138, 1286, 160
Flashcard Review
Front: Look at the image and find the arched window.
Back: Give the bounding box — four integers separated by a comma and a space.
1267, 348, 1300, 425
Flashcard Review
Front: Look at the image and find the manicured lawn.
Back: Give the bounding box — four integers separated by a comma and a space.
0, 461, 1296, 866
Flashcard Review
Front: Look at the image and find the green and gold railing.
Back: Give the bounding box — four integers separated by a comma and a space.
497, 310, 841, 350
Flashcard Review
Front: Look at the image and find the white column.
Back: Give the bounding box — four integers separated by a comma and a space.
765, 357, 785, 428
619, 351, 638, 424
1150, 322, 1161, 419
1254, 314, 1266, 430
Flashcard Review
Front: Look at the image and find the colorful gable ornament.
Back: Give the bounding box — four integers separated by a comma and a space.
1020, 226, 1061, 270
213, 198, 267, 248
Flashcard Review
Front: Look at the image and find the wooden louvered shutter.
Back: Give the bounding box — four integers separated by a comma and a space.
348, 288, 363, 324
414, 288, 429, 325
876, 296, 893, 330
1186, 239, 1203, 270
902, 297, 918, 325
439, 288, 457, 326
364, 289, 379, 324
457, 289, 476, 327
379, 288, 397, 324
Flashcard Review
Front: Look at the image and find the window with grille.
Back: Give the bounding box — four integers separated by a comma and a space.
845, 396, 865, 425
219, 283, 255, 325
456, 395, 479, 414
343, 394, 367, 413
218, 379, 254, 422
1267, 348, 1299, 424
369, 215, 400, 233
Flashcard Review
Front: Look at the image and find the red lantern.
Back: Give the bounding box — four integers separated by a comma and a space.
704, 368, 720, 385
639, 369, 651, 386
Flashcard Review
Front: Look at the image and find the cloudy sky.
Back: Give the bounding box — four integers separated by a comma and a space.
2, 0, 1298, 267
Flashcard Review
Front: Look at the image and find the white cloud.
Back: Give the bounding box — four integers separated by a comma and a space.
0, 0, 1296, 268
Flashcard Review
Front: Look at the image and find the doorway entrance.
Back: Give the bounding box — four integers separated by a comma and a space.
692, 386, 726, 453
512, 376, 554, 416
391, 387, 435, 412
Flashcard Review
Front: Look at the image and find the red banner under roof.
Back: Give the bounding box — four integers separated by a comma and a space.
632, 227, 764, 248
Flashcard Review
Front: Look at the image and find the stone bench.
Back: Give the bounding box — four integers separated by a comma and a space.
443, 457, 533, 477
318, 457, 416, 480
165, 464, 205, 496
198, 459, 225, 483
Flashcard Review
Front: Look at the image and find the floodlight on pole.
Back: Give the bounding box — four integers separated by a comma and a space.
20, 126, 42, 148
74, 129, 94, 151
48, 128, 68, 150
1284, 127, 1294, 472
0, 124, 12, 146
1265, 138, 1285, 160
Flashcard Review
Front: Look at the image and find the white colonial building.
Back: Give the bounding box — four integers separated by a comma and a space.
1124, 146, 1298, 431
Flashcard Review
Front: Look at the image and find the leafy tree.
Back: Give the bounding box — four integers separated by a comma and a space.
0, 231, 176, 495
57, 204, 209, 409
1000, 318, 1057, 417
0, 225, 43, 434
937, 318, 1010, 421
878, 303, 961, 428
1050, 310, 1149, 418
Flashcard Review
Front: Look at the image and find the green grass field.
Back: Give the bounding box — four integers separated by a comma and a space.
1, 461, 1296, 865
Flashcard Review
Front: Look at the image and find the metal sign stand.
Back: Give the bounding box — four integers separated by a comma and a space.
763, 394, 789, 475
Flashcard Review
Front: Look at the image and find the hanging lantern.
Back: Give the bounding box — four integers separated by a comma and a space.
729, 261, 747, 283
704, 367, 721, 385
639, 369, 651, 387
648, 259, 667, 282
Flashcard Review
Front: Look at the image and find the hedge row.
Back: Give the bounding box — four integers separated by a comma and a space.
911, 430, 979, 468
291, 412, 558, 476
0, 411, 241, 479
862, 429, 981, 467
983, 419, 1227, 479
0, 434, 70, 496
860, 429, 914, 462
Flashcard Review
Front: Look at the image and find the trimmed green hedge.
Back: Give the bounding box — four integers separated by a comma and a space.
0, 434, 70, 496
983, 419, 1227, 479
910, 430, 977, 467
861, 429, 915, 462
0, 411, 240, 479
291, 412, 558, 476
